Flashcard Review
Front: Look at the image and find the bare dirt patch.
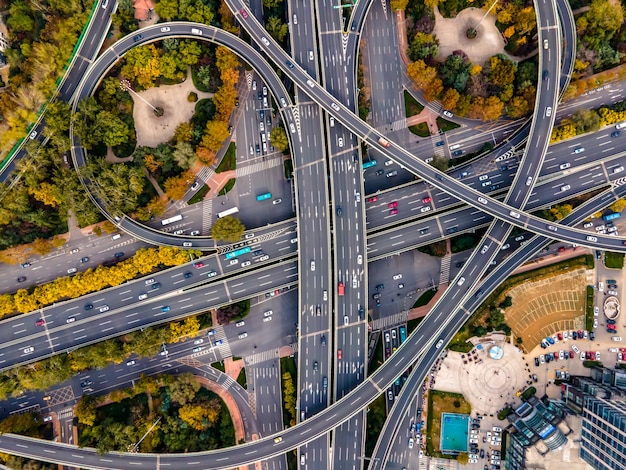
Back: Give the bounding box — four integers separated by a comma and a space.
503, 268, 593, 347
432, 7, 514, 65
130, 69, 213, 148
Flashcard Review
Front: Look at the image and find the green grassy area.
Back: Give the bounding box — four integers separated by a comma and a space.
218, 178, 236, 196
211, 361, 225, 372
187, 184, 210, 205
583, 360, 604, 368
215, 142, 236, 173
365, 394, 387, 456
236, 368, 247, 388
436, 116, 460, 132
404, 90, 424, 117
369, 333, 385, 375
284, 159, 293, 180
407, 315, 425, 336
451, 229, 487, 253
280, 356, 297, 429
412, 288, 438, 309
604, 251, 625, 269
408, 122, 431, 137
426, 390, 472, 458
586, 285, 595, 331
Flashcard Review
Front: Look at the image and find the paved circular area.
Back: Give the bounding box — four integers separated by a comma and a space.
434, 341, 530, 415
432, 7, 512, 65
603, 296, 620, 320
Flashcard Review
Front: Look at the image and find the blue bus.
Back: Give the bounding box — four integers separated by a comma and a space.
225, 247, 251, 259
256, 192, 272, 201
399, 326, 406, 344
602, 212, 621, 222
362, 160, 378, 170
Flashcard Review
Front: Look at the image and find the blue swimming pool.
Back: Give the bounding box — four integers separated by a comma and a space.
440, 412, 469, 453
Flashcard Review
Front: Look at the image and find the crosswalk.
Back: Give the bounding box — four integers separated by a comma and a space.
439, 255, 451, 285
196, 166, 215, 184
56, 407, 74, 420
371, 311, 409, 331
375, 118, 407, 134
201, 198, 214, 234
235, 157, 283, 177
244, 348, 280, 366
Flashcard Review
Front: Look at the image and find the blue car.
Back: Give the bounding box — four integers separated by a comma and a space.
215, 339, 224, 345
547, 336, 555, 345
161, 306, 170, 312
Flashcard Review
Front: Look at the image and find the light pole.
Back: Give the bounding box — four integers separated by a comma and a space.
120, 79, 161, 116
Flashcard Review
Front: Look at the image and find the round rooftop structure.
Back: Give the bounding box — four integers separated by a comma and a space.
604, 296, 620, 320
489, 345, 504, 360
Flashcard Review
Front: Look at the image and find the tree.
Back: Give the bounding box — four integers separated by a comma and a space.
155, 0, 179, 20
549, 204, 573, 220
96, 111, 132, 147
172, 141, 196, 169
201, 120, 230, 151
440, 88, 460, 111
174, 122, 193, 143
429, 157, 448, 171
7, 1, 34, 33
31, 238, 52, 255
609, 199, 626, 213
390, 0, 409, 10
266, 17, 289, 42
577, 0, 624, 50
169, 316, 200, 341
196, 146, 218, 166
457, 453, 469, 465
164, 171, 195, 200
270, 127, 289, 152
168, 373, 200, 406
409, 32, 439, 62
488, 54, 517, 88
75, 396, 97, 426
440, 54, 471, 92
263, 0, 282, 8
211, 216, 245, 242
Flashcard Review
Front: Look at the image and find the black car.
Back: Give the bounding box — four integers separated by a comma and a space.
80, 380, 93, 388
336, 206, 342, 216
375, 169, 385, 175
608, 284, 618, 289
612, 130, 621, 137
84, 304, 93, 311
376, 284, 384, 290
133, 34, 143, 42
534, 357, 540, 366
542, 70, 549, 80
474, 289, 484, 298
452, 150, 463, 156
17, 276, 26, 282
447, 227, 458, 234
572, 331, 578, 340
80, 257, 89, 263
114, 252, 124, 258
320, 335, 326, 346
480, 449, 485, 458
253, 250, 264, 256
589, 331, 595, 340
456, 261, 465, 268
151, 282, 161, 289
184, 272, 193, 279
286, 60, 295, 69
608, 319, 617, 325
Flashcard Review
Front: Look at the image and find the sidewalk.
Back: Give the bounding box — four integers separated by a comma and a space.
406, 107, 441, 136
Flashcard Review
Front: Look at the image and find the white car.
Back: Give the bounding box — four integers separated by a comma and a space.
261, 37, 270, 46
160, 27, 170, 32
612, 336, 623, 341
338, 137, 344, 147
259, 255, 270, 261
561, 185, 571, 192
457, 277, 466, 286
545, 107, 552, 117
194, 339, 204, 345
526, 176, 532, 186
323, 290, 328, 301
478, 197, 488, 204
443, 110, 454, 118
235, 321, 245, 327
66, 317, 76, 324
479, 175, 489, 181
543, 39, 548, 49
138, 293, 148, 300
229, 259, 239, 265
99, 305, 110, 313
24, 346, 34, 354
408, 438, 414, 449
310, 260, 315, 271
594, 306, 599, 316
126, 360, 136, 366
420, 206, 431, 213
263, 316, 272, 322
559, 163, 571, 170
393, 274, 403, 280
309, 50, 314, 61
241, 261, 251, 267
574, 147, 585, 154
357, 255, 363, 265
238, 332, 248, 339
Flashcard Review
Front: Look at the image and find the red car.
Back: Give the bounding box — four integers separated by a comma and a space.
388, 201, 398, 209
557, 332, 563, 341
35, 319, 45, 327
608, 324, 617, 330
620, 348, 626, 352
338, 349, 343, 360
422, 197, 432, 204
239, 8, 248, 18
389, 209, 398, 215
553, 352, 558, 360
558, 246, 567, 252
589, 351, 596, 360
192, 262, 204, 269
368, 196, 378, 203
569, 350, 574, 359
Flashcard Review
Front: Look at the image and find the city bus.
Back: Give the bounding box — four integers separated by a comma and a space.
225, 247, 251, 259
161, 214, 183, 226
256, 192, 272, 201
362, 160, 378, 170
602, 212, 621, 222
217, 207, 239, 218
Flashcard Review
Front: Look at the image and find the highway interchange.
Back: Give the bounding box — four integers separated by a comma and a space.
2, 0, 626, 469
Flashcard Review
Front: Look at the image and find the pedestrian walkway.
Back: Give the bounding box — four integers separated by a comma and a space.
201, 198, 214, 234
235, 156, 283, 177
244, 348, 281, 366
371, 311, 409, 331
56, 407, 74, 420
439, 254, 451, 285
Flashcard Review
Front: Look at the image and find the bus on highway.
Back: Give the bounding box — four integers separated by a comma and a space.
217, 207, 239, 218
161, 214, 183, 226
362, 160, 378, 170
225, 247, 251, 259
378, 137, 390, 148
256, 192, 272, 201
602, 212, 621, 222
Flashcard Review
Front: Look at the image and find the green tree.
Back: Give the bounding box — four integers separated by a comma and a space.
172, 141, 196, 169
270, 126, 289, 152
7, 1, 34, 33
155, 0, 179, 20
168, 372, 201, 406
75, 396, 97, 426
390, 0, 409, 10
488, 54, 518, 87
266, 17, 289, 42
97, 111, 132, 147
201, 120, 231, 151
211, 216, 245, 242
439, 54, 470, 92
577, 0, 624, 50
409, 32, 439, 62
549, 204, 573, 220
457, 453, 469, 465
429, 157, 449, 171
263, 0, 282, 7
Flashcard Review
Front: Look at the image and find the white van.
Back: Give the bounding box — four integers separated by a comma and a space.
191, 28, 203, 35
616, 122, 626, 129
111, 234, 122, 240
449, 144, 461, 151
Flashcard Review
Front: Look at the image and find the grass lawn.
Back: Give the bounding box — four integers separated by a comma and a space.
604, 251, 624, 269
404, 90, 424, 117
218, 178, 236, 196
409, 123, 431, 137
426, 390, 472, 457
236, 368, 247, 388
412, 288, 438, 309
436, 117, 460, 132
187, 184, 210, 205
215, 142, 236, 173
